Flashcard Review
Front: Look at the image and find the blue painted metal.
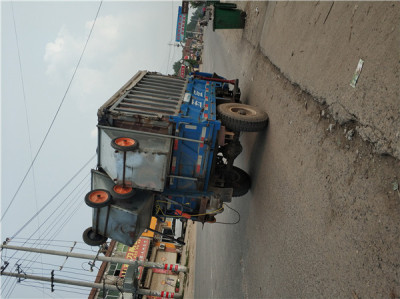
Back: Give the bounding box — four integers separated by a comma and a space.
137, 72, 227, 221
91, 170, 154, 246
87, 71, 235, 246
167, 75, 220, 196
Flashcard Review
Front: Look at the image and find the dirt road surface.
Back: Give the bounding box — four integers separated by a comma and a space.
192, 2, 400, 298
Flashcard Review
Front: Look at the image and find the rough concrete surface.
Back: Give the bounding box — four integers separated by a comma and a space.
242, 1, 400, 159
192, 1, 400, 298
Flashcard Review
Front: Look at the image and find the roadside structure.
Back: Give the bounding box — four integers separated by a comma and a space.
89, 217, 183, 299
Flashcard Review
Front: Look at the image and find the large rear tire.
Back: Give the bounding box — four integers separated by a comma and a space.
223, 166, 251, 197
217, 103, 268, 132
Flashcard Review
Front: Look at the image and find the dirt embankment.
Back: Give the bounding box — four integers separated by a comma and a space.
236, 1, 400, 160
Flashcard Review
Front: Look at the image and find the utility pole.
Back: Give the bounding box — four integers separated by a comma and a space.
1, 244, 188, 272
1, 271, 124, 292
1, 244, 186, 298
1, 271, 182, 298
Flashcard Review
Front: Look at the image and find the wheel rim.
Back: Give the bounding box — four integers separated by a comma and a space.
113, 185, 133, 195
114, 138, 135, 147
229, 106, 257, 116
88, 190, 109, 204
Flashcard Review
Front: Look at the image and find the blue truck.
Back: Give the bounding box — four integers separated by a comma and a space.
83, 70, 268, 247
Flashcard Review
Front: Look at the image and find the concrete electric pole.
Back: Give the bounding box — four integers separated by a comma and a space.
1, 244, 186, 298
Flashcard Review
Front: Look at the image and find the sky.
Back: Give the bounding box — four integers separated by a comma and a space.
1, 1, 184, 297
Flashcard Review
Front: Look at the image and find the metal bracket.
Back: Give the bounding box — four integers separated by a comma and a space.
88, 246, 102, 272
59, 241, 76, 271
16, 264, 26, 283
1, 261, 9, 274
51, 270, 54, 292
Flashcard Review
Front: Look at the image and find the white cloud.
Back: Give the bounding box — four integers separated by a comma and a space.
84, 15, 121, 53
43, 5, 179, 115
43, 12, 145, 86
44, 26, 84, 80
90, 127, 98, 139
43, 9, 171, 81
44, 37, 64, 57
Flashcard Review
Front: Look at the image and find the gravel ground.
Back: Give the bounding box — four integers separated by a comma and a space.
191, 2, 400, 298
237, 1, 400, 160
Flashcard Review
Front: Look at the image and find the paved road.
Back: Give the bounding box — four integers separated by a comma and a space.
194, 3, 400, 299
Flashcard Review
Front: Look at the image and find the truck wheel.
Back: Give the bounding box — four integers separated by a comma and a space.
82, 227, 107, 246
111, 137, 139, 151
225, 166, 251, 197
217, 103, 268, 132
110, 185, 135, 200
85, 189, 112, 208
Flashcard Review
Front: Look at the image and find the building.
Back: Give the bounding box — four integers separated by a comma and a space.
89, 217, 183, 299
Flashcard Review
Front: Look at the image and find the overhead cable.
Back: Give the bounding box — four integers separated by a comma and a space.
10, 177, 90, 275
1, 0, 103, 222
10, 154, 95, 240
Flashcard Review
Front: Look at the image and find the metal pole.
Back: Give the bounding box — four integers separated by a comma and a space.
97, 125, 206, 145
1, 244, 188, 273
1, 271, 124, 292
1, 271, 183, 298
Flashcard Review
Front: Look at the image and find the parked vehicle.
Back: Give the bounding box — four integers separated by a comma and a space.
83, 70, 268, 247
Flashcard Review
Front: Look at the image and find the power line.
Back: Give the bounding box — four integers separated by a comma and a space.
10, 1, 45, 285
8, 241, 73, 249
5, 180, 89, 274
10, 154, 95, 240
28, 267, 96, 280
10, 0, 40, 230
1, 0, 103, 222
24, 175, 89, 245
3, 278, 18, 299
19, 281, 90, 298
3, 256, 88, 272
52, 286, 90, 297
165, 0, 175, 74
1, 249, 98, 296
9, 176, 91, 272
17, 282, 60, 299
2, 178, 93, 295
12, 238, 88, 244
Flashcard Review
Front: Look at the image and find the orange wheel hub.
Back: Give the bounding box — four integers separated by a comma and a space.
88, 190, 109, 204
115, 138, 135, 147
113, 185, 133, 195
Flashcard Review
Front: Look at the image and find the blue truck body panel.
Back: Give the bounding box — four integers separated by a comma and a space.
169, 76, 220, 189
87, 71, 232, 246
164, 75, 222, 216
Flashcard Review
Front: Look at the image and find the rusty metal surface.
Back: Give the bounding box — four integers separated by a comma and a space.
197, 197, 208, 223
98, 126, 172, 192
91, 170, 154, 246
109, 72, 186, 119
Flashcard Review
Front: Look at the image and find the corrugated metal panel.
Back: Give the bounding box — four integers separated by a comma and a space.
109, 73, 186, 118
